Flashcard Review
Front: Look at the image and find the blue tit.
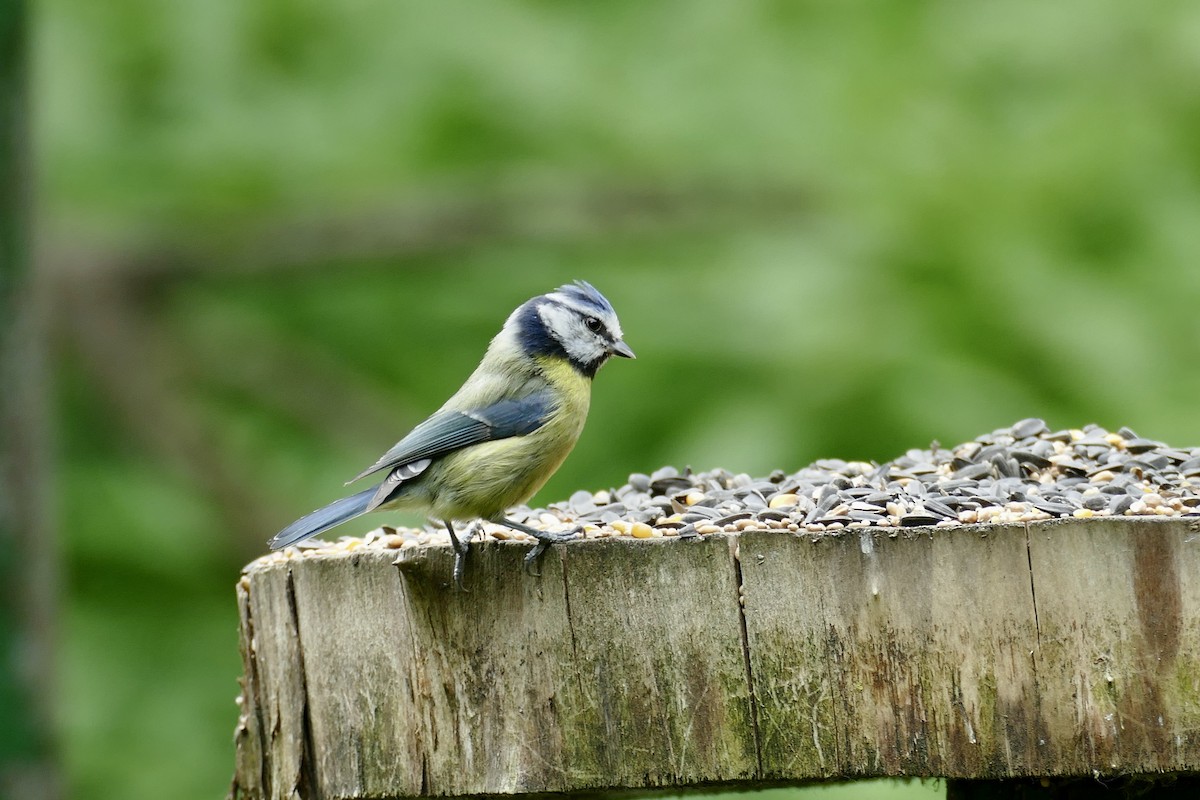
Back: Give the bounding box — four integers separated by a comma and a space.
268, 280, 634, 588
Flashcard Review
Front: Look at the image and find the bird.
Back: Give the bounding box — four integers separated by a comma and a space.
267, 280, 634, 589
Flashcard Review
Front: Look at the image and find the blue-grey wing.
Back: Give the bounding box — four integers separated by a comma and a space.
348, 390, 558, 485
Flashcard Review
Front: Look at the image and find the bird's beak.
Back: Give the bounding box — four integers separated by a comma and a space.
610, 339, 636, 359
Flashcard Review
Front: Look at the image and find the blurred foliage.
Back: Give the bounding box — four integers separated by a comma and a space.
31, 0, 1200, 798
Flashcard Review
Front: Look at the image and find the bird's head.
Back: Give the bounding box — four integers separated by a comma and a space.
512, 281, 635, 378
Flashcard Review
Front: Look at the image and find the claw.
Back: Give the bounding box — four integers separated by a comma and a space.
452, 548, 468, 592
523, 542, 549, 576
444, 520, 470, 592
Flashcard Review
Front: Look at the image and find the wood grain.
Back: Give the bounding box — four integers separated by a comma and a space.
1027, 518, 1200, 774
230, 518, 1200, 798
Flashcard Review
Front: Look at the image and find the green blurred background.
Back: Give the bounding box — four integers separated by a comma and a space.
24, 0, 1200, 797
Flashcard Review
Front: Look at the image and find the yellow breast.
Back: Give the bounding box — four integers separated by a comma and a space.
420, 356, 593, 521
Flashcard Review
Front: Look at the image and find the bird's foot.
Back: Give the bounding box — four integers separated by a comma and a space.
445, 520, 473, 592
521, 530, 580, 576
451, 548, 468, 592
501, 518, 581, 577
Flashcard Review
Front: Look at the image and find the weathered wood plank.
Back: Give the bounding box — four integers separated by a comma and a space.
232, 568, 310, 799
244, 535, 754, 798
738, 524, 1042, 779
231, 518, 1200, 798
292, 543, 591, 797
231, 582, 263, 799
1028, 518, 1200, 775
531, 536, 756, 789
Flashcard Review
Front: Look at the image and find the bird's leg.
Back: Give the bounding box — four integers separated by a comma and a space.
444, 519, 470, 592
500, 517, 580, 577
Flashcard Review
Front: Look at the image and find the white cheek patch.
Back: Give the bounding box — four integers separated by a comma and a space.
539, 304, 607, 364
545, 291, 624, 342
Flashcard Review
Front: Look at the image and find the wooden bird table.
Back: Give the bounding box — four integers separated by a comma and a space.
229, 517, 1200, 799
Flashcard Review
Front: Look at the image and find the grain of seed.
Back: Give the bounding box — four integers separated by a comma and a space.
630, 522, 654, 539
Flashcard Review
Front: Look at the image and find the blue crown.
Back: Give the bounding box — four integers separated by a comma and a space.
552, 280, 615, 317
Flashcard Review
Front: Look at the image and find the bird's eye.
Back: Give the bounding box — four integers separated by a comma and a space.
584, 316, 603, 333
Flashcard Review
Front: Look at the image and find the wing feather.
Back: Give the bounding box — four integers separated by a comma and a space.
348, 391, 557, 485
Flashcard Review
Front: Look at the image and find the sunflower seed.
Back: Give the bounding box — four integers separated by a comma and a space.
1012, 418, 1049, 439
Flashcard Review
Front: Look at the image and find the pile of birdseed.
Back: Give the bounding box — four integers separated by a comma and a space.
259, 419, 1200, 561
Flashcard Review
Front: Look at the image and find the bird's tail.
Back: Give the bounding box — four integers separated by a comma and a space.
268, 487, 377, 550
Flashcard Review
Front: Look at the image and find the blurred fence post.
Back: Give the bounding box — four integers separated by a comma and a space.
1, 0, 60, 796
